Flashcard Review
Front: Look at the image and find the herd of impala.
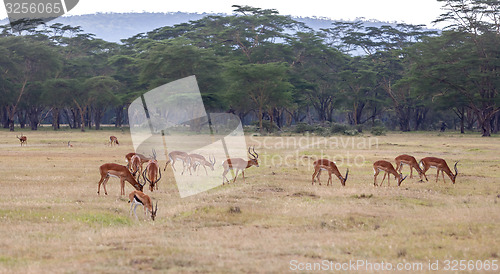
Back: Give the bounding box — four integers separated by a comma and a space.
14, 134, 459, 221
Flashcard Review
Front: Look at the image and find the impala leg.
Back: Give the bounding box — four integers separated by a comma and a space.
133, 204, 139, 220
222, 169, 229, 185
442, 170, 446, 183
242, 170, 245, 181
373, 168, 379, 186
204, 165, 208, 176
410, 166, 413, 178
436, 169, 439, 182
327, 171, 332, 186
120, 178, 126, 195
312, 169, 319, 185
380, 172, 387, 186
102, 176, 110, 195
317, 169, 322, 185
233, 170, 240, 183
97, 175, 107, 195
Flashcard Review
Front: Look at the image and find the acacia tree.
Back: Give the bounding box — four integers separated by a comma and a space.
429, 0, 500, 136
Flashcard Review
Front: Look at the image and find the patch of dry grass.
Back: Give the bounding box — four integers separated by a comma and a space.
0, 129, 499, 272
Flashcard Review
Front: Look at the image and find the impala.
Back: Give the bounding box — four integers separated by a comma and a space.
129, 154, 143, 178
373, 160, 407, 187
125, 152, 151, 171
109, 135, 119, 146
16, 135, 27, 146
67, 141, 73, 148
97, 163, 143, 195
395, 154, 428, 181
222, 147, 259, 185
128, 190, 158, 221
312, 159, 348, 186
164, 151, 191, 175
419, 157, 458, 184
189, 154, 216, 175
142, 160, 162, 191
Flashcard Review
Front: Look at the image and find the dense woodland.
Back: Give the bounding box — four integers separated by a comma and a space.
0, 0, 499, 136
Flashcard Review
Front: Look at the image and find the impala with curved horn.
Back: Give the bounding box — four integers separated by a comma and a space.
373, 160, 407, 187
419, 157, 458, 184
222, 147, 259, 185
312, 159, 348, 186
142, 160, 162, 191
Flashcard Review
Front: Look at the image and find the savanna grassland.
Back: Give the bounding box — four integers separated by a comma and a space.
0, 129, 499, 273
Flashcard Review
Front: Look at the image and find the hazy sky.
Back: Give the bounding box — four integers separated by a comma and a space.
1, 0, 445, 27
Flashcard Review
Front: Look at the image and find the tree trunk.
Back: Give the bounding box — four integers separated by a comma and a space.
28, 106, 40, 130
52, 108, 59, 130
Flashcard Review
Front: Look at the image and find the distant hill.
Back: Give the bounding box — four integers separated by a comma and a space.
0, 12, 432, 43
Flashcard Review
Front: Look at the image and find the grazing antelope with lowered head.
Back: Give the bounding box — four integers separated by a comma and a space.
67, 141, 73, 148
395, 154, 427, 181
373, 160, 407, 187
129, 154, 143, 178
125, 152, 151, 172
189, 154, 216, 175
222, 147, 259, 185
419, 157, 458, 184
16, 135, 27, 146
164, 151, 191, 175
128, 190, 158, 221
312, 159, 348, 186
109, 135, 119, 146
97, 163, 143, 195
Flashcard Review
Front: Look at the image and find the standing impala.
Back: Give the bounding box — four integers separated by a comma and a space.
395, 154, 428, 181
419, 157, 458, 184
142, 160, 162, 191
128, 190, 158, 221
312, 159, 348, 186
164, 151, 191, 175
97, 163, 143, 195
189, 154, 216, 175
373, 160, 407, 187
16, 135, 27, 146
109, 135, 119, 146
222, 147, 259, 185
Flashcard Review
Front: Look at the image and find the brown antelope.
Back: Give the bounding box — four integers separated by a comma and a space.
373, 160, 407, 187
16, 135, 27, 146
97, 163, 143, 195
128, 190, 158, 221
395, 154, 427, 181
129, 154, 143, 178
125, 152, 151, 171
164, 151, 191, 175
222, 147, 259, 185
189, 154, 216, 175
312, 159, 348, 186
109, 136, 119, 146
67, 141, 73, 148
142, 160, 162, 191
419, 157, 458, 184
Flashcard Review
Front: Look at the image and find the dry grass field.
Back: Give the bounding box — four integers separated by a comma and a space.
0, 129, 499, 273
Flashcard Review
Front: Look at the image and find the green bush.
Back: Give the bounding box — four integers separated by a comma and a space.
371, 126, 387, 136
330, 123, 349, 134
343, 129, 359, 136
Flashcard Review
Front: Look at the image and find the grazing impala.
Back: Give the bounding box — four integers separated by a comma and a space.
395, 154, 428, 181
222, 147, 259, 185
373, 160, 407, 187
16, 135, 27, 146
109, 136, 119, 146
312, 159, 348, 186
164, 151, 191, 175
142, 160, 162, 191
128, 190, 158, 221
189, 154, 216, 175
125, 152, 151, 171
419, 157, 458, 184
97, 163, 143, 195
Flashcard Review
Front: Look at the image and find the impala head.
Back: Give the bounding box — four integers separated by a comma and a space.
398, 173, 408, 186
248, 146, 259, 167
451, 161, 459, 184
341, 169, 349, 186
209, 154, 216, 171
150, 202, 158, 221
